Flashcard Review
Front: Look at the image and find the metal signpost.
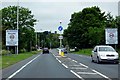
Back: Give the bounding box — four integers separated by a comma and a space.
58, 23, 63, 48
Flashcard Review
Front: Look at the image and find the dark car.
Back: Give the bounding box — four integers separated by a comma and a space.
62, 48, 67, 54
43, 48, 49, 54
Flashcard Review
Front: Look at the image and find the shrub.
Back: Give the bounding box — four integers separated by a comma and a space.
20, 48, 26, 53
1, 50, 11, 56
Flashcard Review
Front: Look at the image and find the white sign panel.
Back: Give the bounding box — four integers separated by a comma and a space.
6, 30, 18, 46
59, 36, 63, 39
105, 28, 118, 44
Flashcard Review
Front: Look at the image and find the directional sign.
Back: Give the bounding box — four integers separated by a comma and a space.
105, 28, 118, 44
58, 26, 63, 31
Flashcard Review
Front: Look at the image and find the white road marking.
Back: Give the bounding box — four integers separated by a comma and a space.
52, 53, 61, 63
62, 63, 68, 68
70, 70, 84, 80
70, 67, 87, 70
72, 60, 78, 63
92, 69, 112, 80
67, 58, 71, 60
56, 58, 61, 63
69, 65, 82, 67
58, 59, 62, 63
79, 63, 88, 68
77, 72, 97, 75
52, 52, 111, 79
6, 54, 41, 79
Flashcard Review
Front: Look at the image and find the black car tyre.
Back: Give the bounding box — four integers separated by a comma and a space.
96, 57, 101, 64
91, 56, 94, 62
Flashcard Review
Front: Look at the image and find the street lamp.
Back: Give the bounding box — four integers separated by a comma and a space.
16, 0, 19, 54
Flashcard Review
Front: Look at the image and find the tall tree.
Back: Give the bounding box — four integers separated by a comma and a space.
1, 6, 37, 52
115, 16, 120, 47
64, 6, 107, 49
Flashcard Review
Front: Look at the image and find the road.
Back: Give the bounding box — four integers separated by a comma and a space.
2, 49, 119, 80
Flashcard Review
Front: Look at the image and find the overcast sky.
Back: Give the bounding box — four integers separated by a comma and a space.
1, 0, 120, 33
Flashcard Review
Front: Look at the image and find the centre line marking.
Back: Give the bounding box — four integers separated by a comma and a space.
6, 54, 41, 79
62, 63, 68, 68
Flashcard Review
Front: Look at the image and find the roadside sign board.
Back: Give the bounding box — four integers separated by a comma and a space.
105, 28, 118, 44
6, 30, 18, 46
58, 26, 63, 31
59, 36, 63, 39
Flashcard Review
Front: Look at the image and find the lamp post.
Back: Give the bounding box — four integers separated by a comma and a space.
16, 0, 19, 54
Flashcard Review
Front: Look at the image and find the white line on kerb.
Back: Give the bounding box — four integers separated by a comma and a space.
92, 69, 112, 80
70, 70, 84, 80
6, 54, 41, 79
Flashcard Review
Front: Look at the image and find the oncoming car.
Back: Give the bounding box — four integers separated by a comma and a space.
43, 48, 49, 54
91, 45, 119, 64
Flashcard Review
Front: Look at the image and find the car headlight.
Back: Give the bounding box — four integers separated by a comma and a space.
100, 54, 106, 57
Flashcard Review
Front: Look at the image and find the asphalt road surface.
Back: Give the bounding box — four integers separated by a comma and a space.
2, 49, 120, 80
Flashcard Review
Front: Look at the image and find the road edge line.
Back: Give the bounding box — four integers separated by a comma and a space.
6, 54, 41, 79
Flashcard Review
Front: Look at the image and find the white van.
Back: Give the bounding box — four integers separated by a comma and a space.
91, 45, 119, 64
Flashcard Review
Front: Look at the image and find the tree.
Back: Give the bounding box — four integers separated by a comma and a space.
115, 16, 120, 48
1, 6, 37, 52
64, 6, 107, 49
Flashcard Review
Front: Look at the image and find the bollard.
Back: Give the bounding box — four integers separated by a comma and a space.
61, 50, 64, 57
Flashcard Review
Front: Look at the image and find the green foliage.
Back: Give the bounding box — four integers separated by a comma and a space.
1, 50, 11, 56
74, 49, 92, 56
64, 6, 117, 49
37, 32, 59, 48
116, 16, 120, 48
2, 52, 36, 68
1, 6, 37, 52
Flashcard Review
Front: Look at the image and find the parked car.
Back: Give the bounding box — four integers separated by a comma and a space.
91, 45, 119, 64
43, 48, 49, 54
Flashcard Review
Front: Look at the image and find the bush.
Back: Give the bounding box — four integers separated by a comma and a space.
1, 50, 11, 56
20, 48, 26, 53
31, 51, 38, 54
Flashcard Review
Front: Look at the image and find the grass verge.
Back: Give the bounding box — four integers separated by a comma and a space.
1, 51, 41, 69
73, 49, 92, 56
